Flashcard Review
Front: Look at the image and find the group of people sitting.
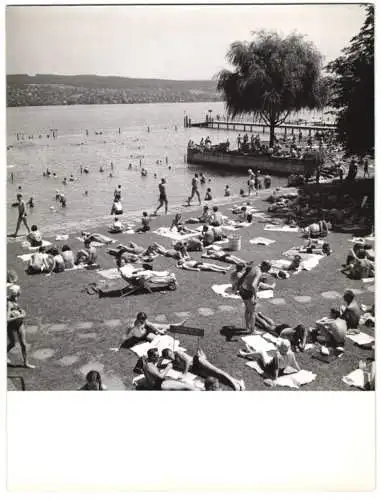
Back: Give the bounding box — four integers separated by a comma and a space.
342, 241, 375, 280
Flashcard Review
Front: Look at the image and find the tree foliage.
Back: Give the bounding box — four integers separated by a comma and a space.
216, 31, 325, 145
327, 5, 374, 156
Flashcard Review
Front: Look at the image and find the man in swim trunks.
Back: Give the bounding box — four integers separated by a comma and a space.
153, 178, 168, 215
187, 174, 201, 205
13, 194, 30, 237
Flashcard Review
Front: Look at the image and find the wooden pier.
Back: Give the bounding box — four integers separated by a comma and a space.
184, 118, 336, 136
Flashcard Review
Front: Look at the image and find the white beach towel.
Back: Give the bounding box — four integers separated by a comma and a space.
299, 253, 325, 271
246, 362, 316, 389
97, 267, 122, 280
264, 224, 299, 232
212, 283, 274, 300
262, 332, 314, 351
153, 227, 200, 242
250, 237, 275, 246
241, 334, 276, 352
17, 253, 34, 263
361, 277, 375, 283
346, 331, 375, 346
342, 368, 366, 389
271, 259, 292, 269
130, 335, 180, 357
55, 234, 69, 241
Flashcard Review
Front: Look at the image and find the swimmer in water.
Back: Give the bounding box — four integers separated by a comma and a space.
27, 197, 34, 209
84, 191, 89, 196
168, 165, 172, 170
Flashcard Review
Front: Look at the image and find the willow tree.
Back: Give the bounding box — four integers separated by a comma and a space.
217, 31, 326, 146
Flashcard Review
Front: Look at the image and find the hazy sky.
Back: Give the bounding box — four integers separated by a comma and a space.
6, 3, 366, 80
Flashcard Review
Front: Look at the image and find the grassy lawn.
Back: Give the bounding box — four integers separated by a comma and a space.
7, 193, 375, 391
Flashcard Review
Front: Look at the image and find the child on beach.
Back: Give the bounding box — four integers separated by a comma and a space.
136, 212, 151, 233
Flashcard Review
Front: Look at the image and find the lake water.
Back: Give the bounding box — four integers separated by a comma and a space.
7, 101, 324, 234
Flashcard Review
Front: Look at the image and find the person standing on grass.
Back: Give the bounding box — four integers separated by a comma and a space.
7, 285, 35, 369
153, 178, 168, 215
187, 174, 201, 206
13, 193, 30, 237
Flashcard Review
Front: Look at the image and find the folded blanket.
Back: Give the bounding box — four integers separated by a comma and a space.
153, 227, 201, 242
264, 224, 299, 232
250, 237, 275, 246
246, 361, 316, 389
17, 253, 35, 263
346, 330, 375, 346
212, 284, 274, 300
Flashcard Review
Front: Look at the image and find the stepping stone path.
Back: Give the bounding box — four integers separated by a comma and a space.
293, 296, 312, 304
31, 348, 55, 360
103, 319, 122, 328
74, 321, 94, 330
269, 298, 286, 306
321, 291, 341, 300
48, 323, 68, 333
173, 311, 191, 318
57, 355, 79, 366
217, 305, 236, 312
197, 307, 215, 317
154, 315, 167, 322
77, 332, 98, 340
102, 373, 126, 390
26, 325, 39, 334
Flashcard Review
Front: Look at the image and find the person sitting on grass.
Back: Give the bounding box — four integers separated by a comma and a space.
159, 348, 245, 391
201, 224, 216, 247
75, 239, 97, 266
203, 247, 247, 266
47, 246, 65, 273
254, 311, 307, 352
26, 224, 42, 247
80, 371, 107, 390
209, 206, 224, 227
61, 244, 75, 269
177, 257, 230, 274
7, 285, 35, 369
140, 348, 199, 391
338, 290, 361, 330
136, 212, 151, 233
117, 313, 187, 350
169, 213, 190, 233
27, 246, 54, 274
342, 246, 374, 280
302, 219, 329, 238
311, 309, 347, 353
239, 338, 301, 381
108, 217, 125, 234
205, 187, 213, 201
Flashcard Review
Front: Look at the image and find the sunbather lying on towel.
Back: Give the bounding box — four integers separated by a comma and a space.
255, 312, 307, 352
269, 256, 302, 278
118, 312, 187, 349
151, 241, 189, 260
240, 338, 301, 381
203, 248, 246, 265
185, 205, 211, 224
139, 348, 200, 390
159, 348, 245, 391
177, 257, 230, 274
81, 231, 114, 244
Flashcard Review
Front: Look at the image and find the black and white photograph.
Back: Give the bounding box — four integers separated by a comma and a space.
4, 0, 376, 491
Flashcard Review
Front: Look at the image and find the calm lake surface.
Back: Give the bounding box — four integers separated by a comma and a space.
7, 101, 325, 234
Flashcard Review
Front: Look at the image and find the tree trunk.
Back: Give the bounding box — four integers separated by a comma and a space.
269, 121, 276, 148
